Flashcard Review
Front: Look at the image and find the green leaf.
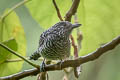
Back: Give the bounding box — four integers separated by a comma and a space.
0, 39, 18, 76
0, 10, 26, 76
26, 0, 120, 56
77, 0, 120, 55
26, 0, 72, 29
26, 0, 77, 56
0, 39, 17, 64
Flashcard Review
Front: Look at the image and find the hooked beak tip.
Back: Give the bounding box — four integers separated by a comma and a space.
72, 23, 82, 28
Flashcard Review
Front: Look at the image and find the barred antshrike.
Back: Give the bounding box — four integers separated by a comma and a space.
30, 21, 81, 61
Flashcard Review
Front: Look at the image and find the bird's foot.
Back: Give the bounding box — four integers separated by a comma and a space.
57, 60, 64, 70
40, 60, 46, 72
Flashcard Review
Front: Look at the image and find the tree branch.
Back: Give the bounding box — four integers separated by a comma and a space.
73, 13, 83, 78
52, 0, 63, 21
65, 0, 80, 21
70, 35, 78, 58
0, 43, 40, 69
1, 36, 120, 80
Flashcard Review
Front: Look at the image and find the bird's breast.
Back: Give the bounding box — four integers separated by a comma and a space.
39, 36, 70, 60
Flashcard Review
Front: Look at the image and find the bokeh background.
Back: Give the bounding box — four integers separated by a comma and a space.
0, 0, 120, 80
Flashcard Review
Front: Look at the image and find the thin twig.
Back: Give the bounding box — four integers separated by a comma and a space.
37, 61, 51, 80
65, 0, 80, 21
0, 0, 30, 20
0, 43, 40, 69
0, 36, 120, 80
0, 0, 31, 42
38, 72, 47, 80
77, 31, 83, 52
73, 13, 82, 78
70, 35, 78, 58
73, 14, 83, 51
5, 58, 57, 65
52, 0, 64, 21
5, 59, 25, 63
0, 0, 39, 70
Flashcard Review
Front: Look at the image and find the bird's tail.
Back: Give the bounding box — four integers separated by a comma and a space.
29, 51, 41, 60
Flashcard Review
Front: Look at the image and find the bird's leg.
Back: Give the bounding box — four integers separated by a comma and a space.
59, 59, 63, 70
40, 58, 46, 72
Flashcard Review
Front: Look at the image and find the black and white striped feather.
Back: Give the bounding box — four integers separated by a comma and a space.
30, 21, 80, 60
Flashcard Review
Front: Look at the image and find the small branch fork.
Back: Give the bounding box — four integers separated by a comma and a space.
52, 0, 80, 22
65, 0, 80, 21
0, 36, 120, 80
0, 43, 40, 69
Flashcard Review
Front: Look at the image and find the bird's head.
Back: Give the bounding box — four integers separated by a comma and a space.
53, 21, 81, 36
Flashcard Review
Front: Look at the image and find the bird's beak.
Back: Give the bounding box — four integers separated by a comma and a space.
72, 23, 82, 28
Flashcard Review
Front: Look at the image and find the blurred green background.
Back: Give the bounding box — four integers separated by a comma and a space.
0, 0, 120, 80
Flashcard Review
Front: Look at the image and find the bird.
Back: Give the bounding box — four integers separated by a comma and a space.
30, 21, 81, 62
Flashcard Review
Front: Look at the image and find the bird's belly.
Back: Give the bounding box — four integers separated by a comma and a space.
40, 41, 70, 60
41, 51, 68, 60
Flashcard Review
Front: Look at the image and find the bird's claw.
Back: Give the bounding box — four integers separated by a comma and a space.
57, 60, 63, 70
40, 61, 46, 72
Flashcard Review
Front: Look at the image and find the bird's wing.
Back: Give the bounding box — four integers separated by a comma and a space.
39, 28, 58, 47
39, 33, 45, 47
39, 30, 51, 47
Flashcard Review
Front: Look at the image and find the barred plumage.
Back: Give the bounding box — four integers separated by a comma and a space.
30, 21, 81, 60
